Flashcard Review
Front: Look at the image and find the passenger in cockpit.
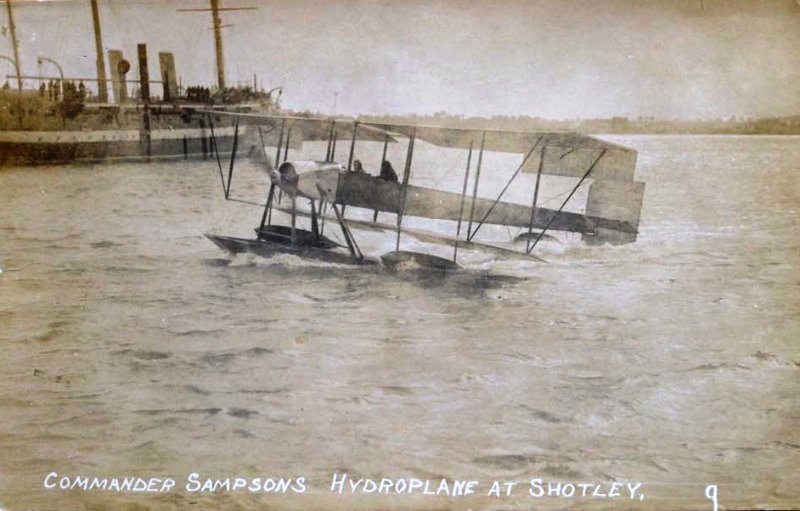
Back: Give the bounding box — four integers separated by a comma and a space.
379, 160, 398, 182
352, 159, 368, 175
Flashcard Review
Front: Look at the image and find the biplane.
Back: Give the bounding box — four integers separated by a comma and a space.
192, 109, 645, 271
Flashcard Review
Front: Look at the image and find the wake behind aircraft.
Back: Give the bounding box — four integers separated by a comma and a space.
192, 109, 646, 271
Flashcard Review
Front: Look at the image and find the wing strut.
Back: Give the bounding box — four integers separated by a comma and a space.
224, 117, 239, 199
467, 137, 542, 241
257, 124, 270, 175
465, 131, 486, 240
310, 200, 320, 241
527, 149, 607, 254
290, 194, 297, 246
395, 127, 417, 252
347, 121, 359, 171
452, 140, 474, 263
257, 125, 266, 150
275, 118, 286, 165
258, 182, 276, 236
207, 114, 226, 196
320, 200, 327, 236
331, 201, 361, 258
320, 121, 336, 234
341, 120, 359, 218
283, 126, 292, 161
325, 121, 335, 161
525, 146, 547, 254
374, 133, 390, 221
330, 123, 338, 161
317, 184, 362, 259
381, 133, 390, 162
278, 126, 292, 205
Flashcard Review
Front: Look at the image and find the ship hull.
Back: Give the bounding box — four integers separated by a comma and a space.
0, 128, 239, 166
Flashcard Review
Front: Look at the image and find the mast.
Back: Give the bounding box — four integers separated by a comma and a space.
177, 1, 256, 91
4, 0, 22, 91
90, 0, 108, 102
211, 0, 225, 89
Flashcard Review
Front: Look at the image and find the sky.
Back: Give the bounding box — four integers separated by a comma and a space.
3, 0, 800, 119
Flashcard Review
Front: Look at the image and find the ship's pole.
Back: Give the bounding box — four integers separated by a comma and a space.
90, 0, 108, 102
210, 0, 225, 89
137, 44, 151, 161
5, 0, 22, 91
177, 2, 254, 90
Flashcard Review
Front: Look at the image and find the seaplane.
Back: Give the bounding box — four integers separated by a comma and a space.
191, 109, 645, 271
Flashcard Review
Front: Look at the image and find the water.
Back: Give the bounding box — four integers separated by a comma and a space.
1, 135, 798, 510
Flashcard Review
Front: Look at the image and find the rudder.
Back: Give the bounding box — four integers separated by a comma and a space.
583, 180, 645, 245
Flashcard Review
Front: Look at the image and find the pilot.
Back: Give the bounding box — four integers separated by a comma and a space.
378, 160, 398, 182
352, 159, 368, 175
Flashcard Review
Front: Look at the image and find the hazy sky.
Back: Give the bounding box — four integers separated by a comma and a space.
4, 0, 800, 119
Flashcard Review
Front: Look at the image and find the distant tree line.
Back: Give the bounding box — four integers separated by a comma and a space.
284, 108, 800, 135
354, 112, 800, 135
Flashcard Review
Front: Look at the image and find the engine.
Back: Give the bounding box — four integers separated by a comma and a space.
271, 160, 345, 201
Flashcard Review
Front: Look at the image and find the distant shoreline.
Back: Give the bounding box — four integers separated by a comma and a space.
352, 113, 800, 137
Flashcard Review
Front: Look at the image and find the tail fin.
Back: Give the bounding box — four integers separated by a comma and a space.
583, 179, 645, 245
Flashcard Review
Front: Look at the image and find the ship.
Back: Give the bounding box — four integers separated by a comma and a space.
0, 0, 275, 166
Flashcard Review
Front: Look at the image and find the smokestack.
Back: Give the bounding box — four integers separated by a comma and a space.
90, 0, 108, 102
158, 52, 178, 101
107, 50, 129, 104
137, 44, 150, 102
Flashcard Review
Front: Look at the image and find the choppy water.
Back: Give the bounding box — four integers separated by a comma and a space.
1, 135, 798, 511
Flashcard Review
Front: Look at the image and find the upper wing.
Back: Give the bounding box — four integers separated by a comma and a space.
361, 122, 638, 181
192, 109, 635, 180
